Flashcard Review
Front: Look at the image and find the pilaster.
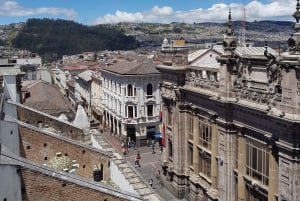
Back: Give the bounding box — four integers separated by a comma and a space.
193, 114, 199, 173
237, 133, 246, 201
268, 149, 278, 201
211, 123, 218, 189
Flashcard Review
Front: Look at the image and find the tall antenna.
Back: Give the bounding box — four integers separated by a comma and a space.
241, 0, 246, 47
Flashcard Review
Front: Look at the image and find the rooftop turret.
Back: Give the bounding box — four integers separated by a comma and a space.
288, 0, 300, 54
222, 8, 237, 54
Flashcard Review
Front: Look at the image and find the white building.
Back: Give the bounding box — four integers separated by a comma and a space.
100, 59, 161, 146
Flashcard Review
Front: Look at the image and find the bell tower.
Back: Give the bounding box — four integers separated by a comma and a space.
217, 9, 237, 99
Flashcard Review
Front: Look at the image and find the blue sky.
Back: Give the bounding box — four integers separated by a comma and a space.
0, 0, 296, 25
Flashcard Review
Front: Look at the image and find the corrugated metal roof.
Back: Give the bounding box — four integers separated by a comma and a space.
188, 47, 224, 63
188, 49, 210, 62
235, 47, 277, 57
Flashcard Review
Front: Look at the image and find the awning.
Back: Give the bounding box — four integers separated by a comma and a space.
154, 133, 162, 139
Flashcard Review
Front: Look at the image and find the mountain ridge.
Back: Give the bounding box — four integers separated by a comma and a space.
0, 18, 294, 60
10, 18, 139, 61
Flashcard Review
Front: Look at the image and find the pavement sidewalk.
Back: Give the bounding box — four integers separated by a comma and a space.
101, 131, 180, 201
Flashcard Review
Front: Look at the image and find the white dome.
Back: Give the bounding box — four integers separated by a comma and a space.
162, 37, 169, 48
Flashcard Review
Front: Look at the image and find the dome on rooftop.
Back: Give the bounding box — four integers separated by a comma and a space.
162, 37, 169, 48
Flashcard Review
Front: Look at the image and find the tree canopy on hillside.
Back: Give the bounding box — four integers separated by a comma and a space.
12, 18, 139, 61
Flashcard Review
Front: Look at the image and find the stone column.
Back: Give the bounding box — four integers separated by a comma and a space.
161, 107, 169, 164
237, 133, 246, 201
211, 123, 218, 189
193, 114, 199, 173
112, 116, 116, 134
268, 148, 278, 201
116, 119, 120, 136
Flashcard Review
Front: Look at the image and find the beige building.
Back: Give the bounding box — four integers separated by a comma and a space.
91, 71, 104, 125
157, 6, 300, 201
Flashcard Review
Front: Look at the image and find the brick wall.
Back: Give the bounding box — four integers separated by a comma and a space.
19, 126, 111, 181
21, 168, 128, 201
18, 106, 84, 141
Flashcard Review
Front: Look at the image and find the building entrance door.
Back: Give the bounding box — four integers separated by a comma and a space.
146, 126, 156, 146
127, 127, 136, 144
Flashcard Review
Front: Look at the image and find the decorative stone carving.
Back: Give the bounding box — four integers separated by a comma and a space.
186, 69, 220, 90
265, 47, 282, 87
235, 60, 249, 89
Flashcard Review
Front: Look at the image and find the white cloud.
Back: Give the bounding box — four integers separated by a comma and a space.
0, 0, 76, 19
92, 6, 174, 24
93, 10, 143, 24
93, 0, 296, 24
151, 6, 173, 15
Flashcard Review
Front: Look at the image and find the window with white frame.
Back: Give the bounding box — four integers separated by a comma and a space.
246, 136, 269, 186
127, 84, 133, 96
188, 144, 193, 167
188, 113, 193, 140
134, 106, 137, 118
128, 106, 133, 118
198, 150, 211, 178
147, 105, 153, 117
199, 122, 211, 150
147, 83, 153, 96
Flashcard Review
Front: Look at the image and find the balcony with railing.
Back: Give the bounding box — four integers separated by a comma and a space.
122, 115, 160, 124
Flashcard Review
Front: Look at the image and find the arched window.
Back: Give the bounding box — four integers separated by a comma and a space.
127, 84, 133, 96
147, 83, 153, 96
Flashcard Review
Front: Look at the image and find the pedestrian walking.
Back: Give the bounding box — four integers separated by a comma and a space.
156, 169, 161, 178
122, 147, 126, 156
135, 154, 141, 167
152, 143, 155, 154
160, 145, 163, 154
137, 151, 141, 160
121, 141, 126, 155
149, 178, 153, 188
128, 137, 131, 148
133, 140, 136, 150
125, 141, 129, 154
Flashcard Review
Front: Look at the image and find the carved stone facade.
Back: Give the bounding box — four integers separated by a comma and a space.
157, 4, 300, 201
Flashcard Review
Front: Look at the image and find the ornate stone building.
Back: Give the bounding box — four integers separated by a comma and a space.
157, 3, 300, 201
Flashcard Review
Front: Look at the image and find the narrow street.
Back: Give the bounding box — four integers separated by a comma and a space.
101, 130, 181, 201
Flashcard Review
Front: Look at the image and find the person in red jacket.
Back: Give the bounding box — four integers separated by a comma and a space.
135, 156, 141, 167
